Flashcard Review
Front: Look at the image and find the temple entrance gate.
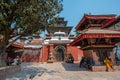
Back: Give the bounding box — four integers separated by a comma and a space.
55, 46, 66, 62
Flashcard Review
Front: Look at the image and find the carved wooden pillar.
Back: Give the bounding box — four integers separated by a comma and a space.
110, 51, 115, 64
92, 51, 99, 65
83, 50, 93, 58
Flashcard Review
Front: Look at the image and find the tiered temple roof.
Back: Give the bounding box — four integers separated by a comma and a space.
103, 16, 120, 29
71, 14, 120, 47
76, 14, 116, 30
45, 17, 74, 44
47, 17, 72, 35
71, 29, 120, 46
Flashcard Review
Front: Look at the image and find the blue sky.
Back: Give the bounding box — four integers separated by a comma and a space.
59, 0, 120, 35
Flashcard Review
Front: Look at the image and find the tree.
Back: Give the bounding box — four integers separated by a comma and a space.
0, 0, 63, 67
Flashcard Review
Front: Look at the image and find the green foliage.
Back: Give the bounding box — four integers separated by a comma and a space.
0, 0, 63, 47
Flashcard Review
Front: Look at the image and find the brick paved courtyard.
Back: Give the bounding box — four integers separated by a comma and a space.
5, 62, 120, 80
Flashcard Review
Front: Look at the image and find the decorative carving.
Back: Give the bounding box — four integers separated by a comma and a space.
92, 52, 100, 65
88, 38, 96, 44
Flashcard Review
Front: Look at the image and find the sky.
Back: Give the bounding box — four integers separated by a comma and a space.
59, 0, 120, 35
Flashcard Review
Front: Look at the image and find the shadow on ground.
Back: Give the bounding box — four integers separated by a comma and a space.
62, 62, 88, 71
5, 63, 60, 80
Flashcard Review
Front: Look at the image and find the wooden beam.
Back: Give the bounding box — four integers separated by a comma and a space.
81, 44, 114, 49
90, 24, 103, 27
86, 24, 103, 28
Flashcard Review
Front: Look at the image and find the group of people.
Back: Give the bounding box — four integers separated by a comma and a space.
6, 56, 21, 66
79, 57, 95, 70
79, 56, 114, 71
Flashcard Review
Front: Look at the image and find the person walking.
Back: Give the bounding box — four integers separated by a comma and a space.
79, 56, 85, 68
104, 57, 114, 71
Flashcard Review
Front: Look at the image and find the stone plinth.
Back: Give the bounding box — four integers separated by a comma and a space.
0, 65, 21, 79
92, 65, 120, 72
92, 66, 106, 72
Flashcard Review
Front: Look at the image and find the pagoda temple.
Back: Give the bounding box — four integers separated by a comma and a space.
71, 14, 120, 67
44, 17, 83, 62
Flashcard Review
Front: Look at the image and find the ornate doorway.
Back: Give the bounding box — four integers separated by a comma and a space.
55, 46, 66, 62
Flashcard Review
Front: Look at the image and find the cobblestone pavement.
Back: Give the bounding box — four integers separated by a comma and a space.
5, 62, 120, 80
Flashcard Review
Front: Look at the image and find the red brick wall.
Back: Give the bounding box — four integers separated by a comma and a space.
43, 45, 49, 62
21, 45, 83, 62
69, 46, 83, 62
21, 54, 39, 62
39, 45, 49, 62
21, 48, 41, 62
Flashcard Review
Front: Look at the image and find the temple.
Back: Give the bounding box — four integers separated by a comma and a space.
12, 17, 83, 63
43, 17, 83, 62
71, 14, 120, 67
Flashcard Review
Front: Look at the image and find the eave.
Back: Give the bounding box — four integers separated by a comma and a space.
81, 45, 114, 50
75, 14, 116, 30
71, 33, 120, 46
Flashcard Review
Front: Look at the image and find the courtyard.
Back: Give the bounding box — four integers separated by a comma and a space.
5, 62, 120, 80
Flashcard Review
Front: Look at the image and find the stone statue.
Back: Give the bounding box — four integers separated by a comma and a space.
48, 51, 54, 62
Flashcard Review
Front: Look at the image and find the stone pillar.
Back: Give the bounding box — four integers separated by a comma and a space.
49, 44, 54, 62
50, 44, 54, 54
48, 51, 54, 62
66, 44, 70, 54
66, 44, 70, 59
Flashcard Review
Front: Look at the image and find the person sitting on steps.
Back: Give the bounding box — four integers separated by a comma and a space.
66, 53, 74, 63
